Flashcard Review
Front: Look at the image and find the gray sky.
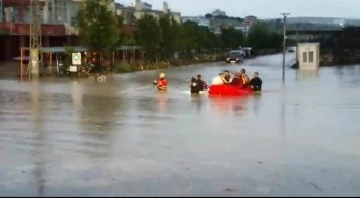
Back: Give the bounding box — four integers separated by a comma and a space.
118, 0, 360, 18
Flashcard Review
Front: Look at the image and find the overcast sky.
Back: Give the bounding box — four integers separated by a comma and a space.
117, 0, 360, 18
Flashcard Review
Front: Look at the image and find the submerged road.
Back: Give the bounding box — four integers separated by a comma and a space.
1, 53, 360, 196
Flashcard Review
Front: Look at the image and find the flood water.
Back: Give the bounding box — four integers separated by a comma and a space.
1, 54, 360, 196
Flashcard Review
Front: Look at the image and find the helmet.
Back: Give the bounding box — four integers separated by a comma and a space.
159, 73, 165, 78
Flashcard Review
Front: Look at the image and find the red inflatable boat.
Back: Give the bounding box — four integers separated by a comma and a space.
208, 85, 253, 96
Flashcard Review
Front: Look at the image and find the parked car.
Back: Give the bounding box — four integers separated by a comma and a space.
226, 50, 245, 63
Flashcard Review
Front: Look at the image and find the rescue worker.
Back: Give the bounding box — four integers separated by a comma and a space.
240, 68, 250, 87
249, 72, 262, 91
196, 74, 208, 90
190, 76, 203, 94
153, 72, 168, 91
230, 72, 241, 87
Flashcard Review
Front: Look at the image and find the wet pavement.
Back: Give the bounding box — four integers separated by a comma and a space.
1, 53, 360, 196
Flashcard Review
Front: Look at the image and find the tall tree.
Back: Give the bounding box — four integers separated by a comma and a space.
220, 27, 245, 49
76, 0, 119, 52
246, 23, 272, 49
134, 14, 162, 61
158, 14, 178, 59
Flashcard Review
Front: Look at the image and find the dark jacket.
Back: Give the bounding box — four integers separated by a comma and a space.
249, 77, 262, 91
230, 77, 241, 86
190, 78, 204, 93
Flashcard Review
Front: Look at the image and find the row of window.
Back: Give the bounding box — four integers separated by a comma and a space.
303, 51, 314, 63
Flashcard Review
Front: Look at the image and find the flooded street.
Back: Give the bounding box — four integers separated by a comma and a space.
1, 54, 360, 196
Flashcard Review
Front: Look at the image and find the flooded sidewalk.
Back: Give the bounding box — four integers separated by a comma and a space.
1, 54, 360, 196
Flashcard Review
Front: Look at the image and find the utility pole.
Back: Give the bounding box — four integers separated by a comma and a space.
296, 23, 299, 62
29, 0, 42, 78
281, 13, 289, 83
0, 0, 3, 22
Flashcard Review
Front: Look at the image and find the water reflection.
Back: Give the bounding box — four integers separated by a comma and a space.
252, 93, 262, 116
77, 83, 125, 158
209, 96, 250, 116
190, 94, 203, 114
156, 91, 168, 113
30, 79, 46, 196
296, 70, 319, 81
70, 80, 83, 111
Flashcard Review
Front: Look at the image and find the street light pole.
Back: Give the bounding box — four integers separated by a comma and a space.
281, 13, 290, 83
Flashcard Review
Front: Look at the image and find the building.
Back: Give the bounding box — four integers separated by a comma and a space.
115, 0, 181, 25
209, 18, 245, 34
0, 0, 138, 61
244, 15, 257, 26
211, 9, 226, 17
181, 16, 209, 27
142, 2, 152, 10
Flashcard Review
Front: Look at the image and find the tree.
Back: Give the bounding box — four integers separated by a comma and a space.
179, 21, 199, 52
220, 27, 244, 49
205, 13, 213, 18
246, 23, 281, 49
134, 14, 162, 61
158, 14, 179, 59
76, 0, 119, 52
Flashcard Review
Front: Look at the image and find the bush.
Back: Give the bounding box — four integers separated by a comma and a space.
114, 61, 171, 73
115, 62, 134, 73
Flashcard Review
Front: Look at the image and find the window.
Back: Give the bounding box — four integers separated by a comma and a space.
308, 51, 314, 63
302, 52, 307, 63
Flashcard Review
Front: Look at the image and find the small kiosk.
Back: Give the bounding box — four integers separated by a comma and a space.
297, 43, 320, 71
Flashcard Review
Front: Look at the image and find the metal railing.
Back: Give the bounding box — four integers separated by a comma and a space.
0, 15, 76, 26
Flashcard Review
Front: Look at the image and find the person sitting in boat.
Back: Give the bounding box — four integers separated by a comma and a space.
249, 72, 262, 91
223, 70, 231, 82
212, 73, 231, 85
240, 68, 250, 87
153, 72, 168, 91
230, 72, 242, 87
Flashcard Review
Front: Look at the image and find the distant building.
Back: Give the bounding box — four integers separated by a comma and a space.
209, 17, 244, 33
182, 16, 197, 23
116, 0, 181, 25
142, 2, 152, 10
212, 9, 226, 17
198, 18, 210, 27
244, 15, 257, 26
181, 16, 210, 27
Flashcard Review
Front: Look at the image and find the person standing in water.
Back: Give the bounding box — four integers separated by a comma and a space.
190, 74, 208, 94
249, 72, 262, 91
154, 73, 168, 91
240, 68, 250, 87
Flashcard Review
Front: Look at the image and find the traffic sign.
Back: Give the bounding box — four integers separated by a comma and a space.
72, 52, 81, 65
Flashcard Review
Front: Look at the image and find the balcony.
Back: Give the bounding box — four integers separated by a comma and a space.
3, 0, 45, 6
0, 22, 66, 36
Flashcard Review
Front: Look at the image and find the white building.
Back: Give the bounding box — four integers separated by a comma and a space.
116, 0, 181, 24
198, 18, 210, 27
297, 43, 320, 70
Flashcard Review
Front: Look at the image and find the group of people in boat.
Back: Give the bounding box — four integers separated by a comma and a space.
153, 68, 262, 93
211, 68, 262, 91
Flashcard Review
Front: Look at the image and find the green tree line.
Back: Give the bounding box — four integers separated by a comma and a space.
76, 0, 284, 62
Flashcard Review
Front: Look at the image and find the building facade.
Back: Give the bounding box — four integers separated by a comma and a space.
115, 0, 181, 25
181, 16, 209, 27
244, 15, 257, 26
